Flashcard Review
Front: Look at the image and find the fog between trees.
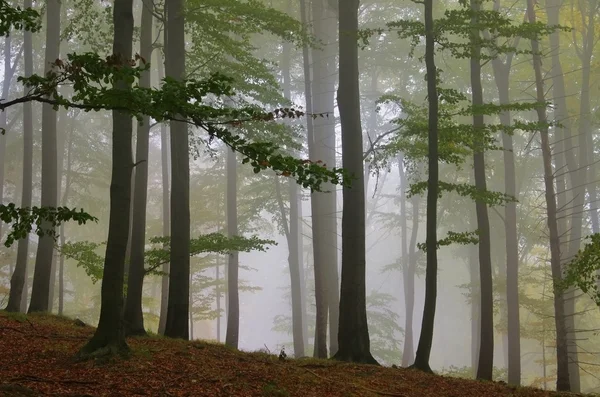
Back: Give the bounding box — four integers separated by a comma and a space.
1, 0, 600, 392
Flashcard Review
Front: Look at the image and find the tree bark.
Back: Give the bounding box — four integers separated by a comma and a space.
58, 123, 74, 316
29, 0, 61, 313
490, 45, 521, 387
469, 0, 494, 380
310, 0, 339, 358
7, 19, 32, 312
280, 30, 306, 357
124, 0, 153, 337
399, 155, 416, 367
225, 148, 239, 348
333, 0, 377, 364
528, 0, 570, 389
301, 0, 327, 359
78, 0, 134, 357
412, 0, 438, 373
156, 53, 170, 336
164, 0, 190, 340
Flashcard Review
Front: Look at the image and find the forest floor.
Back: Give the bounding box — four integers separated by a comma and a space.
0, 311, 590, 397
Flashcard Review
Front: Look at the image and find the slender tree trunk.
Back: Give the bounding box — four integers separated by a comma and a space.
490, 51, 521, 387
310, 0, 339, 358
216, 255, 221, 342
412, 0, 438, 373
528, 1, 570, 389
470, 0, 494, 380
400, 155, 416, 367
301, 0, 327, 359
7, 21, 32, 312
157, 54, 170, 336
189, 272, 194, 340
469, 245, 480, 376
280, 30, 306, 357
0, 34, 11, 243
58, 120, 75, 316
48, 112, 67, 313
29, 0, 61, 313
164, 0, 190, 340
78, 0, 134, 356
124, 0, 153, 337
225, 148, 239, 348
275, 177, 305, 357
334, 0, 377, 364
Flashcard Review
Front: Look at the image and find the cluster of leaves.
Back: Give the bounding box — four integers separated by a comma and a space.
59, 233, 275, 283
1, 53, 349, 191
0, 204, 98, 247
417, 230, 480, 252
361, 0, 567, 60
560, 233, 600, 306
146, 233, 276, 273
0, 0, 40, 37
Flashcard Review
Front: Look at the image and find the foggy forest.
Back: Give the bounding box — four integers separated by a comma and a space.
1, 0, 600, 395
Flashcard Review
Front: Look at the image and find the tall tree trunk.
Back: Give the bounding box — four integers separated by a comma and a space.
0, 34, 11, 243
528, 0, 570, 390
78, 0, 134, 356
124, 0, 153, 337
412, 0, 438, 373
400, 155, 416, 367
310, 0, 339, 358
29, 0, 61, 313
490, 44, 521, 387
334, 0, 377, 364
7, 19, 32, 312
469, 244, 480, 376
280, 29, 306, 357
58, 123, 74, 316
216, 255, 221, 342
275, 177, 305, 357
164, 0, 190, 340
301, 0, 327, 359
470, 0, 494, 380
157, 54, 170, 336
48, 112, 67, 312
225, 148, 239, 348
545, 0, 578, 389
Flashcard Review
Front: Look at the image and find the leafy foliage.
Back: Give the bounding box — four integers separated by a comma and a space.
59, 233, 275, 283
0, 204, 98, 247
561, 233, 600, 305
0, 0, 41, 37
1, 53, 348, 191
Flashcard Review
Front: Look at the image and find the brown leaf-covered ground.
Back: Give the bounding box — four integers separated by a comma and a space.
0, 311, 586, 396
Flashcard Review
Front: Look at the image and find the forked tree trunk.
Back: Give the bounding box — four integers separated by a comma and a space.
29, 0, 61, 313
528, 0, 570, 390
7, 20, 32, 312
78, 0, 134, 357
164, 0, 191, 340
333, 0, 377, 364
412, 0, 438, 373
124, 0, 153, 337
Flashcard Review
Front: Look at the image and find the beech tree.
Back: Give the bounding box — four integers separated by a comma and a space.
28, 0, 61, 313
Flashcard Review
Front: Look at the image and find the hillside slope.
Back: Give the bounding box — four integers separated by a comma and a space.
0, 311, 580, 396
